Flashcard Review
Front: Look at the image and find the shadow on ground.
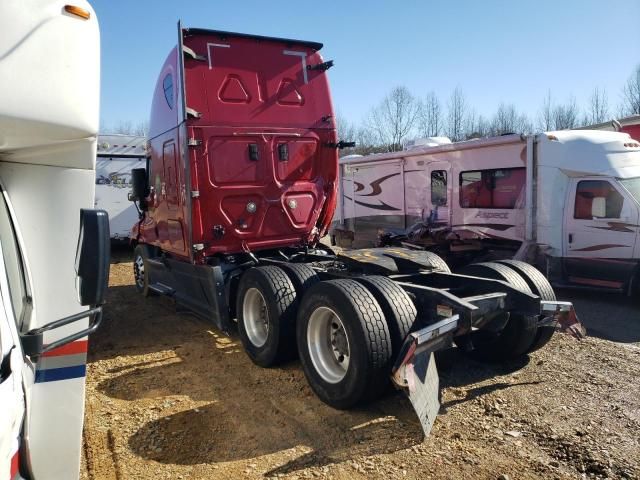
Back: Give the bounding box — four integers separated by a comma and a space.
557, 288, 640, 343
94, 276, 538, 474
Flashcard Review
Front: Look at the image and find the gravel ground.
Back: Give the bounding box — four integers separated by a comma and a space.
81, 251, 640, 480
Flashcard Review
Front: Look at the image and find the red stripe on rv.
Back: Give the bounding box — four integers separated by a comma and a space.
10, 449, 19, 478
42, 340, 88, 357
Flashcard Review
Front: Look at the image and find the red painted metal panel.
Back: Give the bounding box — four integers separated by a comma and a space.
622, 124, 640, 141
139, 29, 338, 259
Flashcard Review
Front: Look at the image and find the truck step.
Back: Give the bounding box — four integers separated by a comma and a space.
148, 283, 175, 296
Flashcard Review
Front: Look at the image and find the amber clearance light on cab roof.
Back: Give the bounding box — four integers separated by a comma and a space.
64, 5, 91, 19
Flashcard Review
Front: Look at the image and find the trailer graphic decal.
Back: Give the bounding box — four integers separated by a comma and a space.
34, 340, 87, 383
572, 244, 631, 252
355, 172, 401, 196
451, 223, 515, 231
589, 222, 640, 233
343, 194, 400, 211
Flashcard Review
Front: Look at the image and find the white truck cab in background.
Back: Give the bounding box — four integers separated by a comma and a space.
333, 130, 640, 294
0, 1, 109, 479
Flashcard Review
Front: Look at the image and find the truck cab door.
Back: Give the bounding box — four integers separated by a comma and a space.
563, 177, 639, 288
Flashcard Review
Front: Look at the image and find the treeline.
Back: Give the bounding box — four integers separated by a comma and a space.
339, 64, 640, 155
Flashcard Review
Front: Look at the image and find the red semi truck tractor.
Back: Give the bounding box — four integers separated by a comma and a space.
129, 24, 583, 435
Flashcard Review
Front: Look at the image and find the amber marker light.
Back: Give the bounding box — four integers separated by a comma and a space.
64, 5, 91, 19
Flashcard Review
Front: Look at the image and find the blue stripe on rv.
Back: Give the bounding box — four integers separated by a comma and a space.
34, 364, 86, 383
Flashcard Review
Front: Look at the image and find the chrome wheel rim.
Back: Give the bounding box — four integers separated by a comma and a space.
307, 306, 350, 384
134, 254, 145, 288
243, 288, 269, 347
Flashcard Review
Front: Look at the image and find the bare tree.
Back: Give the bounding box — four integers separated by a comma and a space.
490, 103, 532, 135
621, 64, 640, 116
336, 112, 357, 143
105, 120, 149, 137
584, 87, 609, 125
464, 109, 491, 139
537, 90, 554, 132
366, 86, 420, 152
552, 97, 580, 130
418, 91, 442, 137
445, 87, 467, 142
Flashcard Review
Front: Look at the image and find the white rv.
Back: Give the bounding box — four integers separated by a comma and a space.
332, 131, 640, 294
96, 134, 147, 240
0, 2, 108, 479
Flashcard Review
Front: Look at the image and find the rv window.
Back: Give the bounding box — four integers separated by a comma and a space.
163, 73, 174, 109
574, 180, 623, 219
620, 177, 640, 205
431, 170, 447, 206
459, 167, 525, 209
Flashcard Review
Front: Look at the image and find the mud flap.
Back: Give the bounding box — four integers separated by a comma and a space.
540, 301, 586, 339
391, 315, 459, 437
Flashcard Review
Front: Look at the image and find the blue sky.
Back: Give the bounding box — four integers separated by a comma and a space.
93, 0, 640, 131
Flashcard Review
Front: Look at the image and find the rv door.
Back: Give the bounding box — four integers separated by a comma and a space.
425, 162, 451, 226
563, 177, 639, 289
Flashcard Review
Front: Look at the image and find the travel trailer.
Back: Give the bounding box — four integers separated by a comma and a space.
129, 24, 583, 438
96, 134, 147, 240
332, 131, 640, 294
0, 2, 108, 478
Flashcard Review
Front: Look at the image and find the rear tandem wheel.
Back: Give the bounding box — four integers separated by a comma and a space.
236, 266, 298, 367
496, 259, 557, 352
457, 262, 538, 361
296, 279, 392, 409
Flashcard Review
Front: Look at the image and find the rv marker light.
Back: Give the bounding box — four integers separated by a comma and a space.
246, 202, 257, 213
64, 5, 91, 19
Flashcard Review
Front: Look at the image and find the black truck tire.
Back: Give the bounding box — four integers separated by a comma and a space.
297, 279, 392, 409
236, 266, 297, 367
457, 262, 538, 361
133, 244, 153, 297
278, 263, 319, 296
354, 275, 416, 357
422, 251, 451, 273
460, 262, 532, 294
496, 259, 557, 353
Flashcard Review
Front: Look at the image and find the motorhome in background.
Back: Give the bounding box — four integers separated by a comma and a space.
0, 1, 109, 479
96, 134, 147, 241
579, 114, 640, 141
331, 131, 640, 295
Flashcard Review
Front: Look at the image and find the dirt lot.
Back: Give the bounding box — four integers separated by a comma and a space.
82, 251, 640, 480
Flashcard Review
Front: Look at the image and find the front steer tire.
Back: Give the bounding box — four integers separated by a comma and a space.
133, 244, 153, 297
297, 279, 392, 409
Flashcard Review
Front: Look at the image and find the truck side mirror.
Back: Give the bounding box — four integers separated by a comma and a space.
75, 209, 110, 306
130, 168, 148, 202
591, 197, 606, 218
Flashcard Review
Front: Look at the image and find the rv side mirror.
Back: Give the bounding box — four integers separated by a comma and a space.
75, 209, 110, 306
130, 168, 148, 203
591, 197, 606, 218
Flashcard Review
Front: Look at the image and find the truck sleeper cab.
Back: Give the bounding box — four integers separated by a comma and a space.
131, 25, 583, 437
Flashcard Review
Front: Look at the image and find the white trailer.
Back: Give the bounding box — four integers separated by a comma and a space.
0, 2, 108, 479
332, 131, 640, 294
96, 134, 147, 241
